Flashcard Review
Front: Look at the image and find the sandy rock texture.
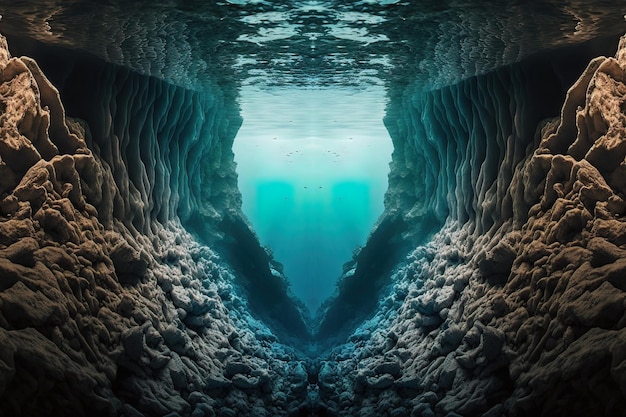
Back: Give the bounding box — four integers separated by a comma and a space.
0, 34, 307, 417
317, 35, 626, 417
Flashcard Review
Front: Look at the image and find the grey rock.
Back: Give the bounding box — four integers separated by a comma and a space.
455, 352, 476, 369
478, 241, 515, 285
366, 374, 394, 389
434, 287, 456, 312
193, 403, 215, 417
415, 313, 443, 328
205, 374, 231, 390
390, 408, 408, 417
122, 326, 145, 361
411, 403, 433, 417
232, 374, 260, 389
110, 241, 148, 285
481, 327, 504, 361
219, 408, 236, 417
318, 362, 337, 387
422, 391, 438, 404
395, 376, 421, 389
436, 325, 464, 354
168, 353, 188, 391
437, 355, 458, 390
225, 361, 252, 377
491, 294, 508, 317
148, 350, 170, 369
162, 324, 188, 355
122, 404, 146, 417
375, 361, 402, 378
171, 287, 193, 312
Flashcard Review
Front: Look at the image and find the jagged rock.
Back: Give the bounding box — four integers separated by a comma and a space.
110, 241, 148, 285
225, 361, 253, 378
374, 361, 402, 378
434, 325, 464, 355
232, 374, 260, 390
205, 374, 231, 390
122, 326, 145, 361
2, 14, 626, 417
0, 237, 37, 267
0, 218, 36, 246
167, 352, 188, 391
481, 327, 504, 361
478, 240, 515, 284
0, 280, 68, 327
588, 237, 626, 266
366, 374, 395, 389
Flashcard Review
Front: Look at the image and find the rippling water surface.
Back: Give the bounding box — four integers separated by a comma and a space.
1, 1, 624, 89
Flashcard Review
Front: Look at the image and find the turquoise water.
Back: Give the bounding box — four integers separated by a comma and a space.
233, 87, 392, 312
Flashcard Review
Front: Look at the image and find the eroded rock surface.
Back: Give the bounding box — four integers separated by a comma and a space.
2, 25, 626, 417
0, 35, 307, 417
316, 34, 626, 417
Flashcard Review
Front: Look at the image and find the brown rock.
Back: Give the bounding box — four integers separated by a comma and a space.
0, 237, 38, 267
0, 281, 69, 328
0, 218, 36, 247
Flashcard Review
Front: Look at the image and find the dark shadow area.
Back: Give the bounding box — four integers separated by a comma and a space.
518, 33, 622, 120
315, 214, 411, 345
217, 214, 312, 344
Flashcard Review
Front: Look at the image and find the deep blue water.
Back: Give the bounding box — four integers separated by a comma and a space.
233, 87, 392, 312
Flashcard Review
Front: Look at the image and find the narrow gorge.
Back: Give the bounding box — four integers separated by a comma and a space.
0, 2, 626, 417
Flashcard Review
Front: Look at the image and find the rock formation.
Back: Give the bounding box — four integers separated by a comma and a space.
0, 34, 308, 417
315, 34, 626, 417
1, 24, 626, 417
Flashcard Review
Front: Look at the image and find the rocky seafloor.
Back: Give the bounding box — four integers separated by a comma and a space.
1, 29, 626, 417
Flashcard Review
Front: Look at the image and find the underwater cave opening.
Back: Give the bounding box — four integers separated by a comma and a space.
233, 85, 393, 314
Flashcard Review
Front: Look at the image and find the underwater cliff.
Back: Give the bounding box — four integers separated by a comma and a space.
1, 2, 626, 416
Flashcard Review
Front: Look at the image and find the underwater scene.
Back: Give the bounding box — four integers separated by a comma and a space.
0, 1, 626, 416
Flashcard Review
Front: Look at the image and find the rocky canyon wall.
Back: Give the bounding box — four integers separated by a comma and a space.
314, 41, 602, 346
0, 35, 309, 417
315, 34, 626, 417
2, 23, 626, 417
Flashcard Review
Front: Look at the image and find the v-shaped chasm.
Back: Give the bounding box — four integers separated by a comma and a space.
232, 86, 394, 314
2, 31, 626, 417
